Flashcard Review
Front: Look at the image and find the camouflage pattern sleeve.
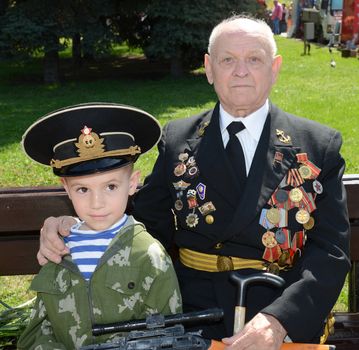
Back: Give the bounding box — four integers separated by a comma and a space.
17, 296, 67, 350
141, 240, 182, 315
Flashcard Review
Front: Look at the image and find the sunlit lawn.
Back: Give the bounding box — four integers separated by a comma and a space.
1, 36, 357, 314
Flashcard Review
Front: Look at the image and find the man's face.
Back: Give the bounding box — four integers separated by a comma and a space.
62, 166, 139, 231
205, 29, 282, 117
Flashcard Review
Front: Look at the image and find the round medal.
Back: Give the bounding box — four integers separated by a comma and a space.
186, 213, 199, 228
275, 229, 285, 244
205, 215, 214, 224
188, 166, 199, 177
174, 163, 186, 177
262, 231, 277, 248
275, 189, 288, 203
295, 209, 310, 224
174, 199, 183, 211
289, 188, 303, 203
298, 165, 312, 179
313, 180, 323, 194
303, 216, 315, 230
266, 207, 281, 225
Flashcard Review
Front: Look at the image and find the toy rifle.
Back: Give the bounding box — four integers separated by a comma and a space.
80, 308, 335, 349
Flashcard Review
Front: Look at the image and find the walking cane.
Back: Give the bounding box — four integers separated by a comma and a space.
208, 271, 336, 350
229, 271, 285, 334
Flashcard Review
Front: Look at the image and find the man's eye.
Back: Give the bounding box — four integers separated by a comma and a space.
220, 57, 234, 65
248, 56, 261, 64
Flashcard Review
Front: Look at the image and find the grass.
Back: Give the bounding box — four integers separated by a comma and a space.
0, 36, 357, 341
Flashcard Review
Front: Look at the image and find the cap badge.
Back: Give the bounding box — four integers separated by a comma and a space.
76, 126, 105, 156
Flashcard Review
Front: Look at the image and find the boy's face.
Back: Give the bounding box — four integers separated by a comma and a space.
61, 165, 139, 231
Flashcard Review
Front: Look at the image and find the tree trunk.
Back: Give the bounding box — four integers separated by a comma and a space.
43, 49, 59, 84
170, 48, 183, 78
72, 33, 82, 68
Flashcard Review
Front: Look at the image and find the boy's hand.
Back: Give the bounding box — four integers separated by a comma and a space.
37, 216, 76, 265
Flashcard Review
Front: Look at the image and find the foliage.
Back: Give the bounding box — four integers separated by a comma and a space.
0, 298, 35, 348
144, 0, 260, 75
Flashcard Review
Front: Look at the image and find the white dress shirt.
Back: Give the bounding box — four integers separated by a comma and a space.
219, 100, 269, 175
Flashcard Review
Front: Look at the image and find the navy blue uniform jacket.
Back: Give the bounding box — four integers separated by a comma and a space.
133, 102, 350, 342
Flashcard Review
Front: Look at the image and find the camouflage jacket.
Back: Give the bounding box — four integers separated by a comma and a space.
17, 216, 182, 350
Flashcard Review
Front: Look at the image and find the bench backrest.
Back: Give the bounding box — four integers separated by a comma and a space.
1, 174, 359, 308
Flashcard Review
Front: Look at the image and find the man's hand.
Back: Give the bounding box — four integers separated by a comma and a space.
37, 216, 76, 265
222, 313, 287, 350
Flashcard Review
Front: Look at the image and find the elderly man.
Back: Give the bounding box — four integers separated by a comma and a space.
39, 15, 350, 350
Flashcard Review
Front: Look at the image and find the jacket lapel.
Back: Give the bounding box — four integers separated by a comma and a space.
221, 104, 299, 241
186, 103, 241, 207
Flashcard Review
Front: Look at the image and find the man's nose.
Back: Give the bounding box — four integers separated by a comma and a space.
232, 59, 249, 77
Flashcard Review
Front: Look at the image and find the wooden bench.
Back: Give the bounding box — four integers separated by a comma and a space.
1, 174, 359, 348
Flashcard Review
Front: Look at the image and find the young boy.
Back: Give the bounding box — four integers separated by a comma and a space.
18, 103, 182, 350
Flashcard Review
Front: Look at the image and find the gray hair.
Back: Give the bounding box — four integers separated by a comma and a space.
208, 15, 278, 58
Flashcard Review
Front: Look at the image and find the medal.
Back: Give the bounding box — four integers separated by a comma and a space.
186, 213, 199, 228
173, 180, 191, 191
174, 199, 183, 211
267, 262, 280, 275
187, 189, 198, 209
187, 156, 196, 167
205, 215, 214, 224
266, 207, 281, 225
278, 250, 290, 267
196, 183, 206, 201
187, 166, 199, 177
295, 209, 310, 224
198, 201, 216, 216
298, 165, 312, 179
289, 188, 303, 203
313, 180, 323, 194
303, 216, 315, 230
275, 189, 288, 203
174, 163, 186, 177
262, 231, 278, 248
178, 153, 189, 162
275, 229, 286, 244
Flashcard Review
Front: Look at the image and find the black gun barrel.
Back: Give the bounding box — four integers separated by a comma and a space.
92, 308, 224, 336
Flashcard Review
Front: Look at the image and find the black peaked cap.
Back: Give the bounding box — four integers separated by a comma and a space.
22, 103, 162, 176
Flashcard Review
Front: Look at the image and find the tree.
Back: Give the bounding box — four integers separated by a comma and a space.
144, 0, 259, 78
0, 0, 120, 83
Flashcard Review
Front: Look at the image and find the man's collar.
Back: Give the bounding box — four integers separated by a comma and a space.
219, 100, 269, 141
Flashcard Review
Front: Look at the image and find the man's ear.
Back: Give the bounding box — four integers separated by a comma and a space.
129, 170, 140, 196
271, 55, 282, 84
204, 53, 214, 85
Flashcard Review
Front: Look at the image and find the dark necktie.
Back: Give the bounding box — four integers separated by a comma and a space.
226, 121, 247, 190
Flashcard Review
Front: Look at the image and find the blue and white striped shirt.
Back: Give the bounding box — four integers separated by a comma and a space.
64, 215, 128, 280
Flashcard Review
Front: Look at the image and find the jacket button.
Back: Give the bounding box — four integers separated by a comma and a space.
128, 281, 135, 289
